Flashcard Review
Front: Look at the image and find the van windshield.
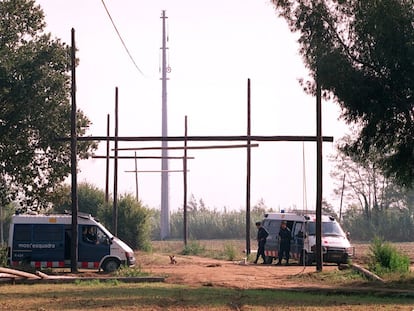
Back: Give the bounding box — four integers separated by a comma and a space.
307, 221, 345, 237
96, 223, 114, 239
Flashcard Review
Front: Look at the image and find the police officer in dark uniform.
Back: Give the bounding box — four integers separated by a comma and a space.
276, 220, 291, 265
254, 221, 269, 264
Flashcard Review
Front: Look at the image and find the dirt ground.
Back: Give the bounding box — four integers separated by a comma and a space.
41, 241, 412, 290
135, 242, 414, 290
138, 252, 341, 289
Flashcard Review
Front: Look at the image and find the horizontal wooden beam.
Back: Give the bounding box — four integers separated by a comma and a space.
57, 135, 334, 142
125, 170, 189, 173
115, 143, 259, 151
92, 155, 195, 160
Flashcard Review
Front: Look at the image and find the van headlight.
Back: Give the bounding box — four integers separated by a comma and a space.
125, 252, 136, 264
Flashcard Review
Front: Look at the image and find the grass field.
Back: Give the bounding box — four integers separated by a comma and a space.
1, 281, 414, 310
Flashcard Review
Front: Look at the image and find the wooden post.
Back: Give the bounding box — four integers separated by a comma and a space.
70, 28, 78, 273
134, 151, 139, 201
316, 78, 323, 272
183, 116, 188, 246
105, 114, 110, 204
246, 79, 251, 256
113, 87, 119, 235
339, 174, 346, 222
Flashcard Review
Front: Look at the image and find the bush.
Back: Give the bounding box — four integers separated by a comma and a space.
114, 265, 149, 277
0, 246, 7, 266
368, 237, 410, 275
181, 241, 205, 255
223, 242, 237, 261
100, 195, 152, 251
51, 182, 106, 216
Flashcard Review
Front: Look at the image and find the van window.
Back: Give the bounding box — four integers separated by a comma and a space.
81, 225, 108, 244
14, 224, 31, 241
307, 221, 345, 237
33, 224, 62, 241
262, 220, 281, 236
82, 225, 97, 243
95, 227, 108, 244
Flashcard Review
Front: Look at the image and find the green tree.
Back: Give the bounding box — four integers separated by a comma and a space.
0, 0, 96, 210
272, 0, 414, 188
330, 133, 397, 221
50, 182, 106, 217
50, 185, 153, 249
100, 194, 151, 250
321, 199, 338, 219
0, 202, 17, 245
330, 131, 414, 240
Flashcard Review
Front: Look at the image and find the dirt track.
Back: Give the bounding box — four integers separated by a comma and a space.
138, 242, 414, 290
139, 253, 343, 289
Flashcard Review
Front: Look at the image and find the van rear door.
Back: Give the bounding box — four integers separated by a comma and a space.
291, 222, 304, 259
262, 219, 281, 255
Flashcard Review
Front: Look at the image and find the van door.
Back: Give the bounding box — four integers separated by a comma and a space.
78, 225, 110, 263
32, 224, 65, 261
262, 219, 281, 258
291, 222, 305, 260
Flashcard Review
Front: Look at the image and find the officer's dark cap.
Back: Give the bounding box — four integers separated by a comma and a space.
255, 221, 261, 226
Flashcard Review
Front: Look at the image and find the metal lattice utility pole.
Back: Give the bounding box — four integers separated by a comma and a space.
160, 10, 170, 239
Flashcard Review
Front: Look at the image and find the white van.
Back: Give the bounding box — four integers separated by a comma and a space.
7, 213, 136, 272
261, 212, 353, 265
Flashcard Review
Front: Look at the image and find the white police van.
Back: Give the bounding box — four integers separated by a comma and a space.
261, 212, 353, 265
7, 213, 136, 272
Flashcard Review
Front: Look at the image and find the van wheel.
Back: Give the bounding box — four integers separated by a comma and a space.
103, 258, 120, 272
264, 256, 273, 264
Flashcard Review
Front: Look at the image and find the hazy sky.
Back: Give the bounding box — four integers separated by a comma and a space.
36, 0, 350, 212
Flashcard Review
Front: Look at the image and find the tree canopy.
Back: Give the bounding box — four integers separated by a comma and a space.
272, 0, 414, 188
0, 0, 96, 209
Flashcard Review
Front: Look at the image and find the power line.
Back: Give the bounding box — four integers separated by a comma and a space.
100, 0, 145, 76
